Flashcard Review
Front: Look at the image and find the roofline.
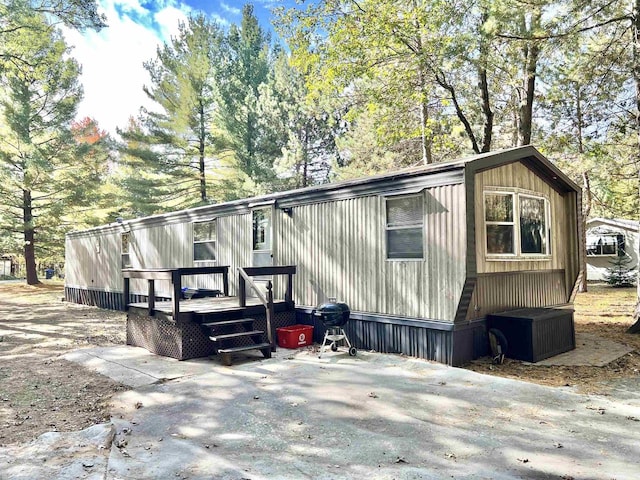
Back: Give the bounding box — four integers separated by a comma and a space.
587, 217, 640, 230
67, 145, 579, 238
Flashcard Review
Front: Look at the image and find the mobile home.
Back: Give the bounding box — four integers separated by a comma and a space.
65, 146, 582, 365
586, 217, 639, 282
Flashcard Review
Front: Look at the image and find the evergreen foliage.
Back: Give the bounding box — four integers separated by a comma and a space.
0, 10, 91, 284
604, 254, 637, 288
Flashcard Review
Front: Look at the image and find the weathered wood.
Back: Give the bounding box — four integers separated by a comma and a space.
238, 274, 246, 307
209, 330, 264, 341
267, 280, 275, 352
240, 265, 296, 277
147, 279, 155, 316
123, 277, 130, 311
222, 269, 229, 296
171, 270, 181, 320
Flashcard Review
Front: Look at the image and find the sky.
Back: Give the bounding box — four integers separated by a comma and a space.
61, 0, 297, 136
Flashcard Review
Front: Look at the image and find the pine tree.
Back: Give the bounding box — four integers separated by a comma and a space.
120, 14, 223, 207
604, 254, 637, 288
0, 10, 85, 284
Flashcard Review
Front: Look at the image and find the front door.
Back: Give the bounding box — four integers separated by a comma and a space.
252, 207, 273, 268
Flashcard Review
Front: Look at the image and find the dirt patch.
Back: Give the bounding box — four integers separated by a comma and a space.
0, 282, 128, 445
466, 285, 640, 394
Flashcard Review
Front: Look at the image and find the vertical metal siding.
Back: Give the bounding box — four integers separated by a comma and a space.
469, 270, 567, 319
65, 230, 121, 291
474, 161, 568, 274
277, 184, 466, 321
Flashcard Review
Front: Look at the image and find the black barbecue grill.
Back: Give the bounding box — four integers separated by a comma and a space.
314, 299, 357, 357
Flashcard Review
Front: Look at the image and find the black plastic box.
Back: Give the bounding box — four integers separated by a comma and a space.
487, 308, 575, 362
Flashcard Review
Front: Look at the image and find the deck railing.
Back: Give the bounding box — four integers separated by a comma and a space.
122, 266, 230, 319
237, 265, 297, 351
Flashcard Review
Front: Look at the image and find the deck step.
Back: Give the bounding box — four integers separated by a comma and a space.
217, 342, 272, 354
209, 330, 264, 341
202, 318, 255, 328
217, 342, 272, 366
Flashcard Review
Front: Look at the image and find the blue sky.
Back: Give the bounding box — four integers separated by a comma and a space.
62, 0, 300, 135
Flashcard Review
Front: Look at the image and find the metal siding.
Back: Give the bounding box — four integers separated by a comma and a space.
217, 213, 252, 295
65, 230, 121, 291
474, 161, 568, 274
468, 271, 567, 319
276, 184, 466, 321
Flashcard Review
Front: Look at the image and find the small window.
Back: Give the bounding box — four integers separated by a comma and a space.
484, 190, 550, 258
121, 232, 132, 268
194, 220, 217, 261
485, 193, 515, 254
586, 233, 623, 256
519, 195, 548, 255
253, 209, 271, 251
385, 195, 424, 260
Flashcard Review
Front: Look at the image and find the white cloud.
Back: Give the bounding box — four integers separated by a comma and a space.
220, 1, 241, 16
62, 0, 190, 136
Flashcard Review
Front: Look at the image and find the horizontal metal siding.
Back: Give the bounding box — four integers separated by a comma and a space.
277, 184, 466, 321
470, 271, 567, 319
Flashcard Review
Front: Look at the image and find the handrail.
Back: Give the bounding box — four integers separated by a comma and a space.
123, 266, 230, 319
238, 267, 275, 350
238, 267, 269, 305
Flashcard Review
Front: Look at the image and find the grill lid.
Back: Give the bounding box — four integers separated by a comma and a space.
314, 300, 350, 327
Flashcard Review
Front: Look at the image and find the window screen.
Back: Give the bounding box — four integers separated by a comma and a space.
385, 195, 424, 260
194, 220, 216, 261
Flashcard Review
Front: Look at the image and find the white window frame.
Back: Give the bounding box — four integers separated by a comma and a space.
484, 189, 551, 260
586, 233, 620, 257
384, 193, 424, 261
193, 220, 217, 263
121, 232, 132, 269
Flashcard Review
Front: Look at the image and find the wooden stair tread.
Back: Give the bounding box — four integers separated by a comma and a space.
217, 343, 272, 354
209, 330, 264, 341
202, 318, 254, 327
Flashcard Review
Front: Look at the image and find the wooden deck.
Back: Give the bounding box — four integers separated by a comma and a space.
128, 295, 288, 320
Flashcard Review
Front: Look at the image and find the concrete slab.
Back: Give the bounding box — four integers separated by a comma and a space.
90, 347, 640, 480
0, 423, 114, 480
63, 346, 218, 388
536, 332, 634, 366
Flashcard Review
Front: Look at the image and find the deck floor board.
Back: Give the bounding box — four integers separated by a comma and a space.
128, 296, 286, 315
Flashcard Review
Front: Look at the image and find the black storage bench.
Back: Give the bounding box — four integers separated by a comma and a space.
487, 308, 575, 362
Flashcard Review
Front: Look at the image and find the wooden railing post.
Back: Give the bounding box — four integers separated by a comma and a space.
171, 270, 181, 321
266, 280, 275, 352
285, 272, 293, 305
147, 279, 155, 316
222, 267, 229, 297
123, 276, 130, 311
238, 270, 246, 307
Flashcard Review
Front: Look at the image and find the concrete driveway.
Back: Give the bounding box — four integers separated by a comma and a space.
3, 346, 640, 479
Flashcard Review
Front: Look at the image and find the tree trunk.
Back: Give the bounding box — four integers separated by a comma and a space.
579, 171, 591, 293
577, 85, 589, 293
198, 100, 207, 202
478, 9, 493, 153
518, 11, 540, 146
629, 0, 640, 333
411, 1, 433, 165
23, 189, 39, 285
